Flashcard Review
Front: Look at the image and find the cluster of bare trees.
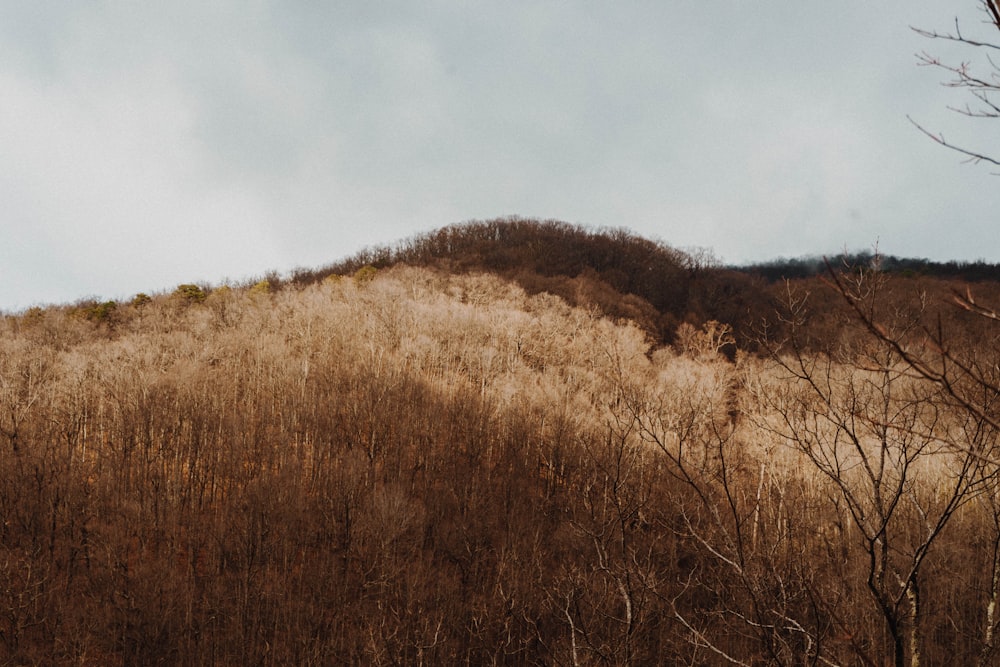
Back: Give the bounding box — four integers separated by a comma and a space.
0, 263, 997, 665
752, 265, 1000, 666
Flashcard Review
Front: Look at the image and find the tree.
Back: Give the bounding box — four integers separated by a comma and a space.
173, 283, 207, 304
911, 0, 1000, 169
804, 258, 1000, 665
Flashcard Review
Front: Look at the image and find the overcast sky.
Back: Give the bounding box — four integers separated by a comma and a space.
1, 2, 997, 310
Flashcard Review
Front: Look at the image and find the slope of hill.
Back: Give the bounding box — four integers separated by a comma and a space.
2, 222, 1000, 664
0, 265, 728, 663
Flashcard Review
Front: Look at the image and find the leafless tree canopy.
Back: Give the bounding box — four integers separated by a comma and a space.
0, 234, 998, 665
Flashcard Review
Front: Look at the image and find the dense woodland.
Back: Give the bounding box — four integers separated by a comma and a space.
4, 219, 1000, 665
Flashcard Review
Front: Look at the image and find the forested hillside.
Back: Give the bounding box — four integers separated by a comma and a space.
289, 217, 1000, 353
3, 220, 1000, 665
290, 217, 774, 350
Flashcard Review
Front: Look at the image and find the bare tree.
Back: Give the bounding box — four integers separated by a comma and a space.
911, 0, 1000, 169
604, 333, 841, 665
766, 260, 1000, 666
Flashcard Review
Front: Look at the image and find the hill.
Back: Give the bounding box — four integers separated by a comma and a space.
286, 217, 774, 350
291, 217, 1000, 353
3, 220, 1000, 664
19, 217, 1000, 355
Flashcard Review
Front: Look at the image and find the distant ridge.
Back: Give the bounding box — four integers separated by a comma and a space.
737, 251, 1000, 283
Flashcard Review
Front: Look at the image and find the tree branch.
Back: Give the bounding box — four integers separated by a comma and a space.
907, 115, 1000, 169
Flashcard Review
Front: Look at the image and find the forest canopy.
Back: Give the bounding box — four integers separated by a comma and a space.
3, 219, 1000, 664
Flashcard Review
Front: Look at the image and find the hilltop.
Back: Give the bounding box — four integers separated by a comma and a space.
14, 217, 1000, 356
288, 217, 1000, 352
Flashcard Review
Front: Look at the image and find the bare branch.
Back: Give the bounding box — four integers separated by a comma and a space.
954, 286, 1000, 320
911, 26, 1000, 52
989, 0, 1000, 31
911, 3, 1000, 171
907, 115, 1000, 169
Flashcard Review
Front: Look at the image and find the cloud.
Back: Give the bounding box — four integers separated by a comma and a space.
0, 38, 282, 307
0, 1, 997, 309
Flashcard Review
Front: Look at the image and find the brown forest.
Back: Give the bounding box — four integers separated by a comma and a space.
4, 219, 1000, 665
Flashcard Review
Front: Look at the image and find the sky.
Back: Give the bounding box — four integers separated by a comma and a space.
1, 1, 998, 311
